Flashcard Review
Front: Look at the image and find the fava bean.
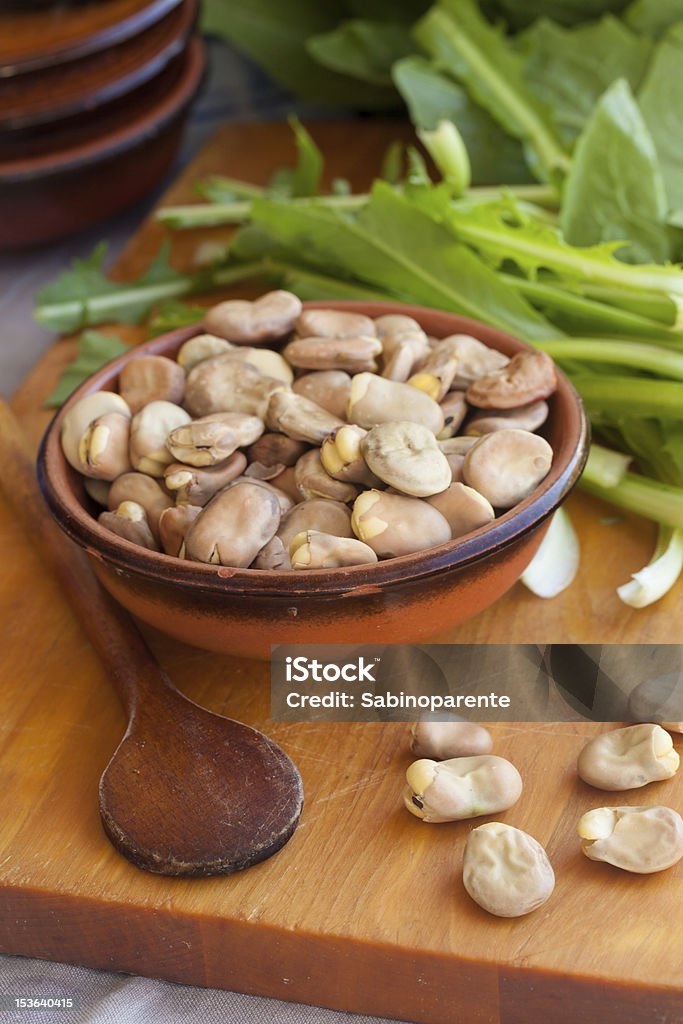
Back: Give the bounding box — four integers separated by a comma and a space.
463, 823, 554, 918
577, 724, 680, 791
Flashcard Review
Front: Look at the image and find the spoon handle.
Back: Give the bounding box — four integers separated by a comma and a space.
0, 400, 169, 719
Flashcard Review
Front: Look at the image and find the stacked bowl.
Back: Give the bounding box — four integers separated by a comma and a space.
0, 0, 205, 249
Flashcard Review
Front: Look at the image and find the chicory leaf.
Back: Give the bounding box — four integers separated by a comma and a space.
413, 0, 570, 183
148, 301, 208, 337
201, 0, 397, 109
268, 116, 323, 198
44, 331, 128, 408
503, 274, 682, 339
638, 24, 683, 214
489, 0, 629, 29
345, 0, 430, 21
392, 55, 532, 185
623, 0, 683, 39
35, 247, 268, 333
380, 140, 405, 184
417, 121, 471, 195
519, 16, 652, 147
560, 79, 670, 265
195, 178, 264, 203
35, 242, 186, 332
249, 182, 560, 339
306, 20, 415, 87
442, 196, 683, 303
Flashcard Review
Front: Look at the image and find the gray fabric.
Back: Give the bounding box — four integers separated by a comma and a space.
0, 954, 412, 1024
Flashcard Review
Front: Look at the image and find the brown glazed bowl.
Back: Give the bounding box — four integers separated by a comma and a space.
38, 302, 589, 659
0, 35, 205, 251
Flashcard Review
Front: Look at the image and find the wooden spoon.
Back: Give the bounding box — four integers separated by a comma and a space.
0, 401, 303, 876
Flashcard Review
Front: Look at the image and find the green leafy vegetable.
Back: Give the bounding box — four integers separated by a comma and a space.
201, 0, 398, 109
35, 256, 269, 332
574, 282, 681, 325
249, 181, 559, 339
413, 0, 571, 182
623, 0, 683, 39
417, 120, 471, 195
519, 16, 652, 146
502, 275, 681, 338
638, 24, 683, 215
195, 177, 264, 203
45, 331, 128, 408
275, 265, 393, 302
440, 197, 683, 302
35, 243, 185, 333
392, 55, 532, 184
537, 338, 683, 379
346, 0, 430, 21
560, 79, 670, 264
307, 20, 415, 87
148, 301, 207, 337
267, 117, 324, 198
581, 462, 683, 529
380, 140, 404, 184
489, 0, 629, 29
573, 376, 683, 421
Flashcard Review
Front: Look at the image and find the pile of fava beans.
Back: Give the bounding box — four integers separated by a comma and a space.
60, 291, 559, 570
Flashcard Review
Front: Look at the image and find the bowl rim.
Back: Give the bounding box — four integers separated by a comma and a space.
0, 34, 205, 183
38, 300, 590, 599
0, 0, 185, 77
0, 0, 199, 132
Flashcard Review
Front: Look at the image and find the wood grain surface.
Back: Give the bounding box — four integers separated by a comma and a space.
2, 121, 682, 1024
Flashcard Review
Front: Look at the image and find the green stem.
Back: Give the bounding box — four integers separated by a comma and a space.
536, 339, 683, 379
468, 184, 557, 206
157, 193, 370, 228
196, 177, 266, 201
579, 470, 683, 530
583, 443, 632, 487
572, 376, 683, 418
34, 261, 268, 329
502, 274, 681, 341
451, 218, 683, 301
268, 262, 393, 302
415, 6, 570, 182
157, 184, 559, 229
576, 283, 681, 327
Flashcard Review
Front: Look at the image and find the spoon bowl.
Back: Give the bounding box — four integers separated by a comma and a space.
0, 400, 303, 877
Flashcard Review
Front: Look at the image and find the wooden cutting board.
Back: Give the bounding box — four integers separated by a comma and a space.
2, 121, 682, 1024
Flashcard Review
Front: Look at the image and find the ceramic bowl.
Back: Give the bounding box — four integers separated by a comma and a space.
0, 0, 184, 76
38, 302, 589, 658
0, 34, 205, 250
0, 0, 198, 132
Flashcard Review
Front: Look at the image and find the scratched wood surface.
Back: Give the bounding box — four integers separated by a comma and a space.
1, 121, 682, 1024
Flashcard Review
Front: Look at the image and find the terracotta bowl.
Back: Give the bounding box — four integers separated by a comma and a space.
0, 34, 205, 250
38, 302, 589, 659
0, 0, 184, 76
0, 0, 198, 132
